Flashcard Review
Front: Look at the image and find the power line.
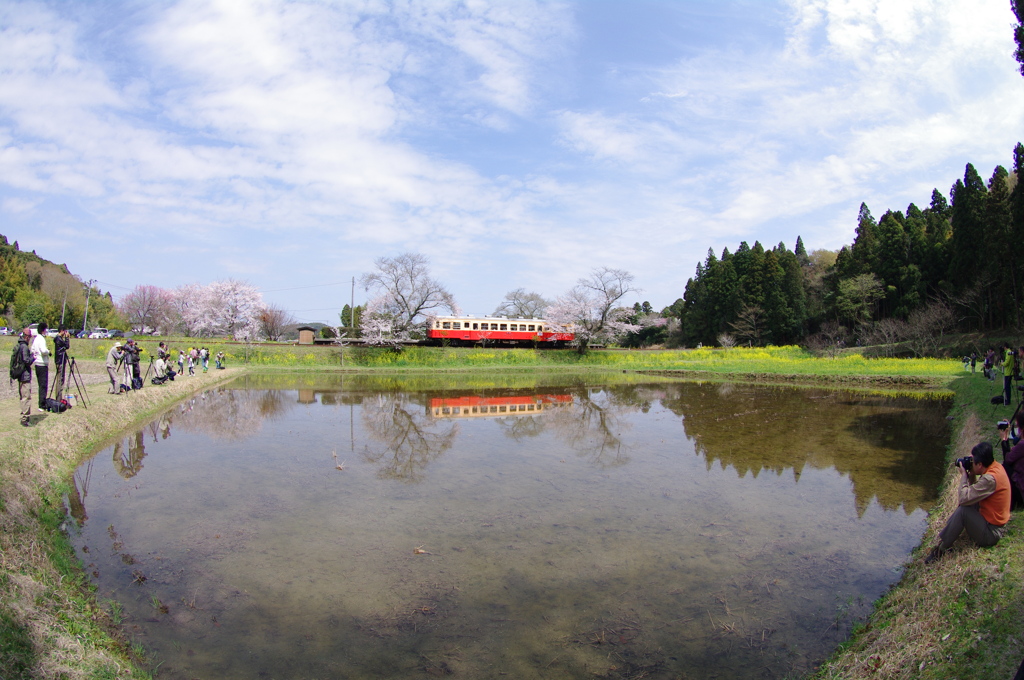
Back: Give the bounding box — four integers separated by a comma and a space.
260, 281, 349, 293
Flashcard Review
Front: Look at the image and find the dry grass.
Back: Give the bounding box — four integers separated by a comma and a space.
0, 363, 239, 679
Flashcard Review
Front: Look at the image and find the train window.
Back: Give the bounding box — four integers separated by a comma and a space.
509, 324, 516, 331
490, 406, 498, 413
528, 325, 535, 331
453, 322, 461, 329
442, 322, 451, 329
480, 323, 488, 330
500, 323, 507, 330
472, 323, 478, 330
539, 326, 545, 332
499, 406, 506, 412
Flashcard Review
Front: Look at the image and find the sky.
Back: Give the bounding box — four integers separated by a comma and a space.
1, 0, 1022, 324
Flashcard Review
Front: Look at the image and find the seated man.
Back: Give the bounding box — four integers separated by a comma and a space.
925, 441, 1011, 564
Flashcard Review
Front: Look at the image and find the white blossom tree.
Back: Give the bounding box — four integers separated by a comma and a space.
168, 280, 263, 339
170, 283, 216, 337
209, 279, 264, 340
545, 267, 641, 353
359, 253, 458, 346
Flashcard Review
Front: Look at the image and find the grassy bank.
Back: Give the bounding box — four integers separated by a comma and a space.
0, 366, 239, 679
0, 348, 1011, 679
811, 372, 1024, 679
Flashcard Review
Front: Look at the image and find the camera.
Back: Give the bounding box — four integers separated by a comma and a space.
955, 455, 974, 470
998, 420, 1010, 430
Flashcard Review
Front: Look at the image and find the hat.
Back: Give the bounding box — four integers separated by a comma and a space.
114, 342, 122, 348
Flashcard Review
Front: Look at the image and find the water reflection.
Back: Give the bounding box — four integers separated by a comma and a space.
361, 393, 459, 482
69, 376, 950, 680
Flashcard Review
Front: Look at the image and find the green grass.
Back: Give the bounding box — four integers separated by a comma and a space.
0, 337, 966, 377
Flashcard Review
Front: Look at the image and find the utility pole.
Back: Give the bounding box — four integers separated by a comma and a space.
82, 279, 96, 333
351, 276, 355, 330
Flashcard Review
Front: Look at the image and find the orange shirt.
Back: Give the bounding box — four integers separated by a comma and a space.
978, 461, 1011, 527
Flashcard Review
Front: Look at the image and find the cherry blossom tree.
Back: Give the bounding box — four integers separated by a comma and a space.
209, 279, 264, 340
168, 280, 263, 339
359, 253, 458, 345
118, 285, 173, 333
545, 267, 641, 353
170, 283, 218, 337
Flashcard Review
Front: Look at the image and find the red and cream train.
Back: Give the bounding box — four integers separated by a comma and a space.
425, 315, 574, 347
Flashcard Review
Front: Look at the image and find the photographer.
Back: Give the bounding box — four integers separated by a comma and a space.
54, 325, 71, 399
124, 339, 142, 390
105, 342, 124, 394
999, 413, 1024, 509
924, 441, 1011, 564
1004, 343, 1017, 406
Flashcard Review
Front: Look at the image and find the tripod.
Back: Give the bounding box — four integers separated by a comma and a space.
142, 355, 154, 386
66, 357, 91, 408
48, 357, 69, 401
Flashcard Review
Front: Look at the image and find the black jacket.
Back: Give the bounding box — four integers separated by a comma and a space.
54, 334, 70, 365
15, 337, 32, 382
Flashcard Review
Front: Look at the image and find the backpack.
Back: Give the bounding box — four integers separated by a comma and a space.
9, 342, 29, 381
43, 397, 69, 413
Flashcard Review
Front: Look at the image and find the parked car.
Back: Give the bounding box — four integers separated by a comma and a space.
75, 330, 90, 338
0, 327, 9, 336
46, 329, 59, 338
108, 330, 125, 338
88, 328, 109, 339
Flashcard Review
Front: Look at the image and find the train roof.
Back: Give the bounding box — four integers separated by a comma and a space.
430, 314, 547, 322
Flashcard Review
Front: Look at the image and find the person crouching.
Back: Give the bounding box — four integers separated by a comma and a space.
924, 441, 1011, 564
151, 354, 175, 384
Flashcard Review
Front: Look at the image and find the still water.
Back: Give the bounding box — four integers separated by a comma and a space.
69, 374, 950, 679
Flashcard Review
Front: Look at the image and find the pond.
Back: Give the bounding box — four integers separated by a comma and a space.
68, 373, 951, 679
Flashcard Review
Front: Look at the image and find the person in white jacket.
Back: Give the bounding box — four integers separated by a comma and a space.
30, 322, 50, 408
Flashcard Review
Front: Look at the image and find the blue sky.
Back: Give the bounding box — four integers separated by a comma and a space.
1, 0, 1022, 324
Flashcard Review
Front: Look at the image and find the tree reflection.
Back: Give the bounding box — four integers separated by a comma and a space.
172, 389, 289, 440
545, 386, 636, 468
660, 383, 949, 514
360, 393, 459, 482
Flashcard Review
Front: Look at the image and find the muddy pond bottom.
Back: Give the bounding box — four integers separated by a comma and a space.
69, 376, 949, 679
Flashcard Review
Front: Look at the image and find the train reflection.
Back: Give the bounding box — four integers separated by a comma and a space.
428, 394, 573, 419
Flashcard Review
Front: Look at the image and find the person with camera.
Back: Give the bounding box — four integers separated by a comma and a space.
924, 441, 1011, 564
1004, 343, 1017, 405
105, 342, 124, 394
54, 325, 71, 399
999, 413, 1024, 510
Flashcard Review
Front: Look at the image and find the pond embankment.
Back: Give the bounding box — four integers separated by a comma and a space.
0, 362, 238, 679
1, 360, 1021, 679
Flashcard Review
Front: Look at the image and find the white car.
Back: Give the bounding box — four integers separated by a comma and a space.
89, 328, 109, 339
0, 327, 8, 336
